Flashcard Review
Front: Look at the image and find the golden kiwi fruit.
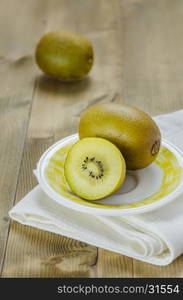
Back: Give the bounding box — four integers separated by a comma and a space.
35, 31, 94, 81
64, 137, 126, 200
79, 103, 161, 170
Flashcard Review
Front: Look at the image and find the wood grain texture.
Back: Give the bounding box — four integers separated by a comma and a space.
1, 0, 183, 278
120, 0, 183, 115
0, 0, 47, 58
0, 0, 50, 274
0, 57, 36, 272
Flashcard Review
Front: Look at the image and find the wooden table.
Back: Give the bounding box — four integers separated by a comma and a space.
0, 0, 183, 278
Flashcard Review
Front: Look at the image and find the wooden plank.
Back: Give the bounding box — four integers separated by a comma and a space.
0, 0, 47, 58
97, 249, 133, 278
120, 0, 183, 115
0, 57, 36, 273
120, 0, 183, 276
0, 0, 50, 274
2, 0, 133, 277
133, 255, 183, 278
2, 221, 98, 278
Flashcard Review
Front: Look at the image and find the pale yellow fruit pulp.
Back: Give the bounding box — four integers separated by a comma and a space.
64, 137, 126, 200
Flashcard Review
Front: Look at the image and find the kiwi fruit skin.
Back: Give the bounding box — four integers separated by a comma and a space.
64, 137, 126, 200
79, 103, 161, 170
35, 31, 94, 81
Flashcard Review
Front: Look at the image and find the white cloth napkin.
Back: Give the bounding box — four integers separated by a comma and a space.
9, 110, 183, 266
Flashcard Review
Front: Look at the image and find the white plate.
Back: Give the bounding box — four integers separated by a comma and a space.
37, 134, 183, 216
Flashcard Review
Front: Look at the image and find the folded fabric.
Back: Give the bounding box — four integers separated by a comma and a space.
9, 110, 183, 265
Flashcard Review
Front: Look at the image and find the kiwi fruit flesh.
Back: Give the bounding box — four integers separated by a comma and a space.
79, 103, 161, 170
64, 137, 126, 200
35, 31, 94, 81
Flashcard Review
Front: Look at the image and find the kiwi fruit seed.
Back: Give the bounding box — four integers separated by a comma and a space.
35, 31, 94, 81
79, 103, 161, 170
64, 137, 126, 200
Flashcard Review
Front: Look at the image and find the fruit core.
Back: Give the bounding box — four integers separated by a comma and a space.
81, 157, 104, 179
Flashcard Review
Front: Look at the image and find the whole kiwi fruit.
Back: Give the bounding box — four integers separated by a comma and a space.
35, 31, 94, 81
79, 103, 161, 170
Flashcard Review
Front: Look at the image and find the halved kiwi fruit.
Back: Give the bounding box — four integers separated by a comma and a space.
64, 137, 126, 200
